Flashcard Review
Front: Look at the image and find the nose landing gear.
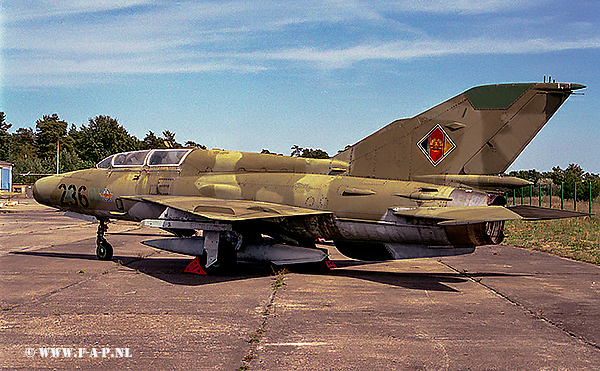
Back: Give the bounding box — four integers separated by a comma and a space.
96, 218, 113, 260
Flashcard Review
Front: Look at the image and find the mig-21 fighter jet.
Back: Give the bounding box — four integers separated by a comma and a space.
33, 82, 587, 272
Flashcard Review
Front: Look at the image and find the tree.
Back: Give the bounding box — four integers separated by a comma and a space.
260, 149, 282, 155
583, 172, 600, 201
507, 169, 543, 183
76, 115, 139, 164
35, 114, 71, 160
508, 164, 599, 201
162, 130, 182, 148
12, 128, 36, 160
11, 156, 46, 184
0, 112, 12, 160
548, 164, 598, 200
140, 130, 184, 149
337, 145, 352, 154
185, 140, 207, 149
300, 148, 329, 159
140, 131, 166, 150
290, 145, 303, 157
290, 145, 329, 159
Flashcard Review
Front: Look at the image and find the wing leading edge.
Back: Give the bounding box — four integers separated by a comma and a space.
121, 195, 332, 221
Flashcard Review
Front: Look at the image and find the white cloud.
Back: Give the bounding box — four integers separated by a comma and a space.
6, 0, 156, 22
388, 0, 539, 14
236, 37, 600, 67
4, 0, 599, 87
8, 35, 600, 88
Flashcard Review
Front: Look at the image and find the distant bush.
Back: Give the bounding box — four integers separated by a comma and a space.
507, 164, 600, 200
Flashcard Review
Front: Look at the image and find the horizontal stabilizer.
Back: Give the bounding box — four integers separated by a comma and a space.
393, 205, 523, 225
507, 205, 590, 220
412, 174, 532, 193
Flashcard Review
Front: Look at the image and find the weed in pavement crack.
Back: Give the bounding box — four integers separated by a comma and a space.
238, 268, 288, 370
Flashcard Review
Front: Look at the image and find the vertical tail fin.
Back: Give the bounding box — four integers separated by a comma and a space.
334, 82, 584, 180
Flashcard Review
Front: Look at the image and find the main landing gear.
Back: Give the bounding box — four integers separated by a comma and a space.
96, 218, 113, 260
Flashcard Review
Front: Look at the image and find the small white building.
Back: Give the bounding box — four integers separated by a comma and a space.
0, 161, 13, 192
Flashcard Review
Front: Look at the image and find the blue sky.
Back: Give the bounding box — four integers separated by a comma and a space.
2, 0, 600, 173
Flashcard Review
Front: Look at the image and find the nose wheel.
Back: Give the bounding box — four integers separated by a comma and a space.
96, 218, 113, 260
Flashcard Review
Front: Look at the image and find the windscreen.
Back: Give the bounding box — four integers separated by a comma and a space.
96, 155, 114, 169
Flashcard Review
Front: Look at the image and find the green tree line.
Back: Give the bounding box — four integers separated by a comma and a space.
506, 164, 600, 201
0, 112, 331, 184
0, 112, 207, 183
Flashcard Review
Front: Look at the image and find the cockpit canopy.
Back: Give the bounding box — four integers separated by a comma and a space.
96, 149, 192, 169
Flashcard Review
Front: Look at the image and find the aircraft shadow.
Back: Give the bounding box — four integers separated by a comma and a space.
107, 231, 167, 237
321, 268, 525, 292
10, 250, 273, 285
315, 258, 530, 292
10, 251, 529, 290
10, 250, 167, 267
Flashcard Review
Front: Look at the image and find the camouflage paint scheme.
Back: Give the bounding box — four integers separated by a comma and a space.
33, 82, 587, 268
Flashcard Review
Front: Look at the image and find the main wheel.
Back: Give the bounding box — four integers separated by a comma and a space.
96, 238, 113, 260
199, 233, 239, 274
200, 249, 236, 274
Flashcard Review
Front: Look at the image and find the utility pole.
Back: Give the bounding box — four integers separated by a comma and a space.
56, 139, 60, 174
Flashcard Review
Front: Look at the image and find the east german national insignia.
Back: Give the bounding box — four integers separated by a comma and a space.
417, 124, 456, 166
99, 188, 113, 202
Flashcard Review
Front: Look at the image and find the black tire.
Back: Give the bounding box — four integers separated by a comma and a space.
96, 239, 113, 260
200, 247, 237, 274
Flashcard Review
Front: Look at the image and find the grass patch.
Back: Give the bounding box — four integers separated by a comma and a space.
243, 352, 257, 362
271, 268, 288, 289
503, 214, 600, 265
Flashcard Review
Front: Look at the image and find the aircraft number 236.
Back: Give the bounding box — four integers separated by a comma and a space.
58, 183, 89, 208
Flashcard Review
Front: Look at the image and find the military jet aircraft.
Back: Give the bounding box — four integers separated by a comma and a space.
33, 82, 587, 271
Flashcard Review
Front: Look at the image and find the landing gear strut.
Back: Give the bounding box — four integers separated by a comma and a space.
96, 218, 113, 260
199, 230, 239, 273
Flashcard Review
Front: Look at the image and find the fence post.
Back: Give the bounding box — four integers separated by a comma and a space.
561, 182, 564, 210
538, 183, 541, 207
574, 182, 577, 211
529, 184, 532, 205
550, 182, 553, 208
521, 187, 524, 205
590, 181, 593, 214
513, 189, 516, 205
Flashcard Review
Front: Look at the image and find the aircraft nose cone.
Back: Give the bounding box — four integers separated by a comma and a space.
33, 176, 59, 206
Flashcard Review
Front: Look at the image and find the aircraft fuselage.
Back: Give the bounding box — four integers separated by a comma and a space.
34, 148, 504, 261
